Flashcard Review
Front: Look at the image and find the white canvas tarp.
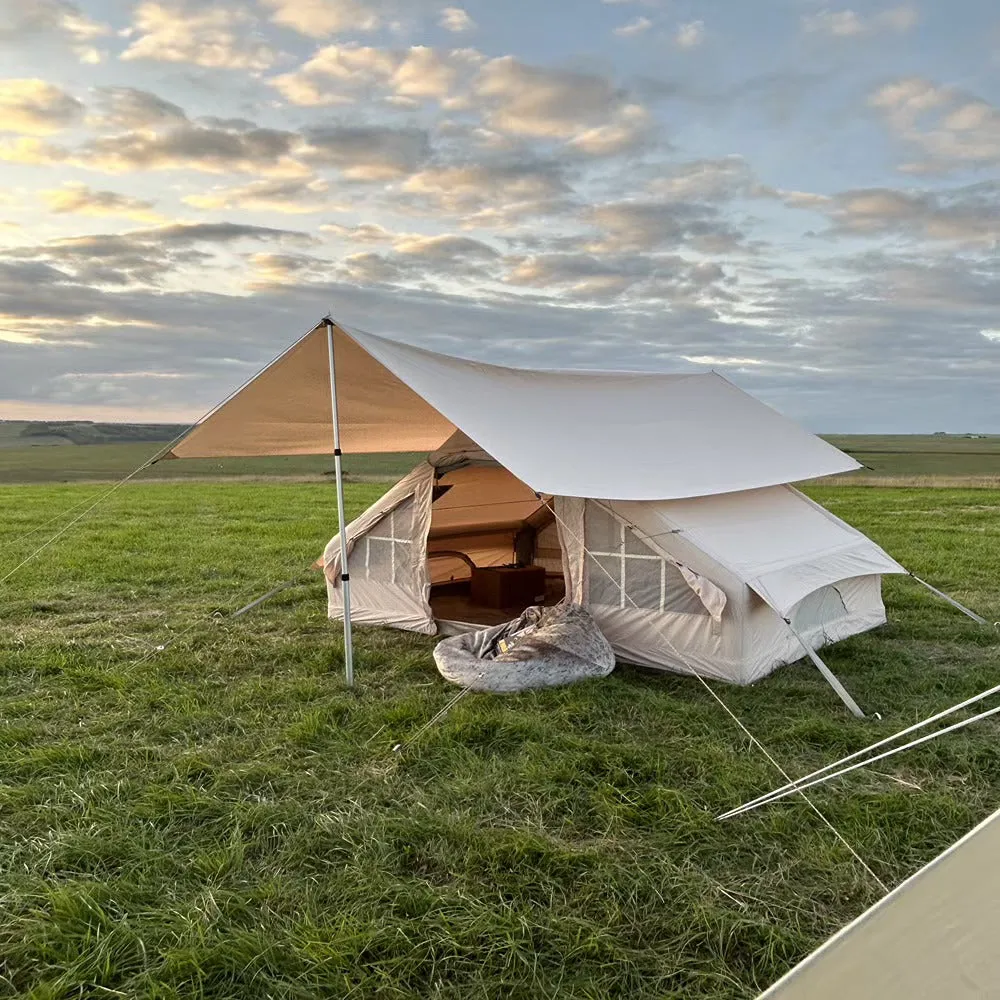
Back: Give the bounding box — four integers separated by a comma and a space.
758, 805, 1000, 1000
171, 322, 860, 501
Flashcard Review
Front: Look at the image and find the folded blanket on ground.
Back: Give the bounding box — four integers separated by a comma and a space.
433, 602, 616, 693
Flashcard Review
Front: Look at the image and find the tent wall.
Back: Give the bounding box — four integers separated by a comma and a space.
742, 575, 886, 683
556, 493, 891, 684
323, 465, 893, 684
324, 462, 437, 635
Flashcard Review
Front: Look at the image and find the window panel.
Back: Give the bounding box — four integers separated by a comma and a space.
585, 503, 620, 553
623, 557, 662, 611
589, 555, 624, 608
583, 500, 709, 616
346, 496, 415, 584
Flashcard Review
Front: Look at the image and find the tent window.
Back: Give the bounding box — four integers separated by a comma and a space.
584, 503, 707, 616
350, 497, 415, 584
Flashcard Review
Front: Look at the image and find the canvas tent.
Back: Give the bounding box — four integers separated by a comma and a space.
170, 319, 909, 703
756, 803, 1000, 999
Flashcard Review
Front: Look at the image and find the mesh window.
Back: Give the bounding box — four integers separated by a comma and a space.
584, 503, 621, 552
347, 496, 415, 584
584, 501, 708, 616
590, 555, 624, 607
623, 556, 662, 610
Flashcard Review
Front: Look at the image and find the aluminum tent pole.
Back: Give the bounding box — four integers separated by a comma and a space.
324, 317, 354, 687
785, 619, 865, 719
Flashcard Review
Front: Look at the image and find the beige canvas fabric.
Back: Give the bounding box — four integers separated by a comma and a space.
555, 491, 892, 683
323, 462, 436, 634
170, 325, 456, 458
170, 321, 860, 499
757, 804, 1000, 999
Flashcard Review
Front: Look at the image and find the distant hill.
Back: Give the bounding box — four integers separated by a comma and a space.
0, 420, 188, 449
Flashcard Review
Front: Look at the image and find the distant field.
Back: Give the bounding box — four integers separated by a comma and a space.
0, 443, 424, 485
1, 431, 999, 485
0, 420, 188, 449
825, 435, 1000, 485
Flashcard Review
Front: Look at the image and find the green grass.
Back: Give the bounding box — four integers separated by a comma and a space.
0, 481, 998, 997
824, 434, 1000, 483
0, 444, 424, 485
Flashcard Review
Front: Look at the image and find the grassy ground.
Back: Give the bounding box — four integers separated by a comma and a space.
0, 444, 424, 485
0, 480, 998, 998
824, 435, 1000, 484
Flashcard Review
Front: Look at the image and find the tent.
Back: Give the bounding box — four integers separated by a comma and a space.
170, 319, 911, 708
756, 803, 1000, 999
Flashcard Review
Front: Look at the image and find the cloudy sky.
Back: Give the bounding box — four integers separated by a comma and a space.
0, 0, 997, 431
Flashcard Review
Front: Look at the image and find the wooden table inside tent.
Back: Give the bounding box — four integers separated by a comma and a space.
470, 565, 547, 610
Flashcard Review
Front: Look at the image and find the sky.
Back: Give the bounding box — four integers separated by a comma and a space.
0, 0, 997, 431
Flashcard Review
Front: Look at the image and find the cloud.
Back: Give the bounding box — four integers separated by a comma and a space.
473, 56, 648, 153
2, 222, 313, 289
92, 87, 188, 128
270, 44, 395, 106
796, 183, 1000, 245
40, 183, 165, 223
0, 0, 111, 62
121, 2, 275, 70
70, 121, 306, 177
0, 78, 83, 135
301, 124, 431, 179
503, 251, 727, 302
270, 43, 479, 108
870, 77, 1000, 173
399, 160, 571, 223
588, 199, 747, 253
245, 251, 332, 289
649, 156, 756, 201
259, 0, 380, 37
675, 20, 705, 48
320, 221, 396, 242
183, 177, 338, 214
439, 6, 474, 31
614, 16, 652, 37
802, 6, 918, 37
392, 232, 499, 262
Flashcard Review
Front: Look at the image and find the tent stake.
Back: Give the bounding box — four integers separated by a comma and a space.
910, 573, 987, 624
786, 620, 865, 718
324, 317, 354, 687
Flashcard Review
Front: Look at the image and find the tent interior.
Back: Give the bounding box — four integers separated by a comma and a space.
427, 461, 565, 628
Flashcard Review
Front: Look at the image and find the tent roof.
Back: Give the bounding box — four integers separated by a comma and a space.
170, 321, 860, 501
757, 804, 1000, 1000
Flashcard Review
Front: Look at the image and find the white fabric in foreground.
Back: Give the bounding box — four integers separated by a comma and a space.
344, 326, 860, 499
757, 804, 1000, 999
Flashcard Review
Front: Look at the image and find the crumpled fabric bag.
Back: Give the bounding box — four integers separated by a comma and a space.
432, 602, 616, 693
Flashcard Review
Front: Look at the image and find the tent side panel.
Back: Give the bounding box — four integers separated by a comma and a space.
742, 575, 887, 684
324, 465, 437, 634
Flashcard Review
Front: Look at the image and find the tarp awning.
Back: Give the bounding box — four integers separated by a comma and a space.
170, 321, 861, 501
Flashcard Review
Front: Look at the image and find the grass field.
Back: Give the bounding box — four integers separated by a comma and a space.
2, 431, 1000, 486
1, 476, 998, 998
